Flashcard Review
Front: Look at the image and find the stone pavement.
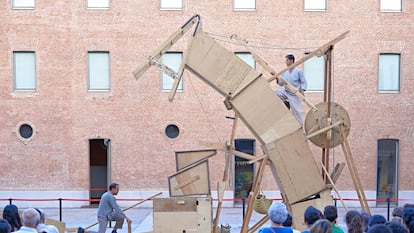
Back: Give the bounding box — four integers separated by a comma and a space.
41, 206, 391, 233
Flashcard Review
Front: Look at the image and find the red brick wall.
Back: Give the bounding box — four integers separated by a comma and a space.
0, 0, 413, 196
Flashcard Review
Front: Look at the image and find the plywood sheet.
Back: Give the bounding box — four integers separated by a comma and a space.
168, 160, 210, 196
230, 77, 300, 144
175, 149, 216, 171
266, 129, 327, 204
185, 30, 262, 97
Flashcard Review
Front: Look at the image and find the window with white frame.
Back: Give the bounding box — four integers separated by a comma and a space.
378, 54, 400, 92
234, 0, 256, 10
380, 0, 402, 12
160, 0, 183, 10
13, 52, 36, 90
304, 0, 326, 11
12, 0, 35, 9
87, 0, 109, 9
235, 52, 256, 69
88, 52, 110, 90
304, 54, 325, 91
161, 52, 183, 91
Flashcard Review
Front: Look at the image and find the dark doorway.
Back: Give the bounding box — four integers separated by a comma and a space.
376, 139, 399, 207
89, 138, 110, 205
234, 139, 255, 204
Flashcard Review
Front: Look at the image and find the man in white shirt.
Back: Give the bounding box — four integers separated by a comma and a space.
35, 209, 59, 233
12, 208, 39, 233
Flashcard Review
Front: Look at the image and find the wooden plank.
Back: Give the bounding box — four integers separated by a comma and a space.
132, 15, 200, 79
175, 149, 216, 170
320, 162, 348, 211
168, 160, 210, 196
331, 162, 346, 184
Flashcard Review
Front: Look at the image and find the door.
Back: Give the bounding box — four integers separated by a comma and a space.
376, 139, 398, 207
89, 138, 111, 205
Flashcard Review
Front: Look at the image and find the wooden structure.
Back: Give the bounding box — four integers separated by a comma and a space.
133, 15, 369, 233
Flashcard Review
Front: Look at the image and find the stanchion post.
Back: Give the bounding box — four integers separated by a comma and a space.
242, 198, 246, 220
9, 198, 12, 205
59, 198, 62, 222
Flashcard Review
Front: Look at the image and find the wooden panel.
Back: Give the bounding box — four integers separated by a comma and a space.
230, 77, 300, 144
288, 189, 333, 231
175, 149, 216, 171
266, 129, 327, 204
153, 197, 198, 212
168, 160, 210, 196
185, 30, 262, 97
153, 197, 212, 233
45, 218, 66, 233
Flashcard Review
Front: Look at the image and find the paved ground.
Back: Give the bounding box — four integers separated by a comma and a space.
41, 206, 392, 233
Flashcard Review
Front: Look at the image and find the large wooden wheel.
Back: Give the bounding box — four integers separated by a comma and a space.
304, 102, 351, 148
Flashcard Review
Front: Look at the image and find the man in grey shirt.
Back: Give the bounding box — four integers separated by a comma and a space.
97, 183, 131, 233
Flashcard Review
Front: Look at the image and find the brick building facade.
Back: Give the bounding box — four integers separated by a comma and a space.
0, 0, 413, 208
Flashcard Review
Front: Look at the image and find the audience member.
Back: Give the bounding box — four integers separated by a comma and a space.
35, 209, 59, 233
367, 224, 392, 233
361, 211, 371, 233
324, 205, 344, 233
303, 206, 322, 233
368, 215, 387, 229
310, 219, 332, 233
393, 207, 404, 218
345, 210, 364, 233
283, 213, 301, 233
0, 219, 11, 233
259, 202, 293, 233
385, 222, 409, 233
402, 207, 414, 233
13, 208, 40, 233
2, 204, 22, 232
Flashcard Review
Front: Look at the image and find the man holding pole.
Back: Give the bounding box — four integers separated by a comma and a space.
97, 183, 131, 233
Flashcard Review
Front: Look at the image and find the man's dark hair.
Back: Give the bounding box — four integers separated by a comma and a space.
304, 206, 321, 226
109, 183, 119, 190
286, 54, 295, 63
283, 213, 293, 227
368, 215, 387, 227
324, 205, 338, 223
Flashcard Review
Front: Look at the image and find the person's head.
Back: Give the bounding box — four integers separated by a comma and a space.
345, 210, 364, 233
285, 54, 295, 66
109, 183, 120, 195
304, 206, 322, 227
268, 202, 288, 225
0, 219, 11, 233
22, 208, 40, 228
324, 205, 338, 223
283, 213, 293, 227
35, 208, 46, 224
310, 219, 332, 233
368, 215, 387, 228
361, 210, 372, 232
367, 224, 392, 233
386, 222, 409, 233
3, 204, 22, 231
402, 207, 414, 233
393, 207, 404, 218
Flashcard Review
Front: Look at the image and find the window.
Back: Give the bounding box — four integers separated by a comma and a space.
234, 0, 256, 10
161, 52, 183, 91
379, 54, 400, 92
304, 54, 325, 91
165, 124, 180, 139
376, 139, 399, 207
14, 52, 36, 90
160, 0, 183, 10
12, 0, 35, 9
235, 52, 256, 69
380, 0, 402, 12
87, 0, 109, 9
304, 0, 326, 11
88, 52, 110, 90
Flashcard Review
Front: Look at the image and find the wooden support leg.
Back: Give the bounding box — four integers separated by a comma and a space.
339, 125, 371, 214
320, 162, 348, 211
240, 156, 268, 233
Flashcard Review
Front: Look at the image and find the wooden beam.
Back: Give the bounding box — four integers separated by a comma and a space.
132, 15, 200, 79
320, 162, 348, 211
